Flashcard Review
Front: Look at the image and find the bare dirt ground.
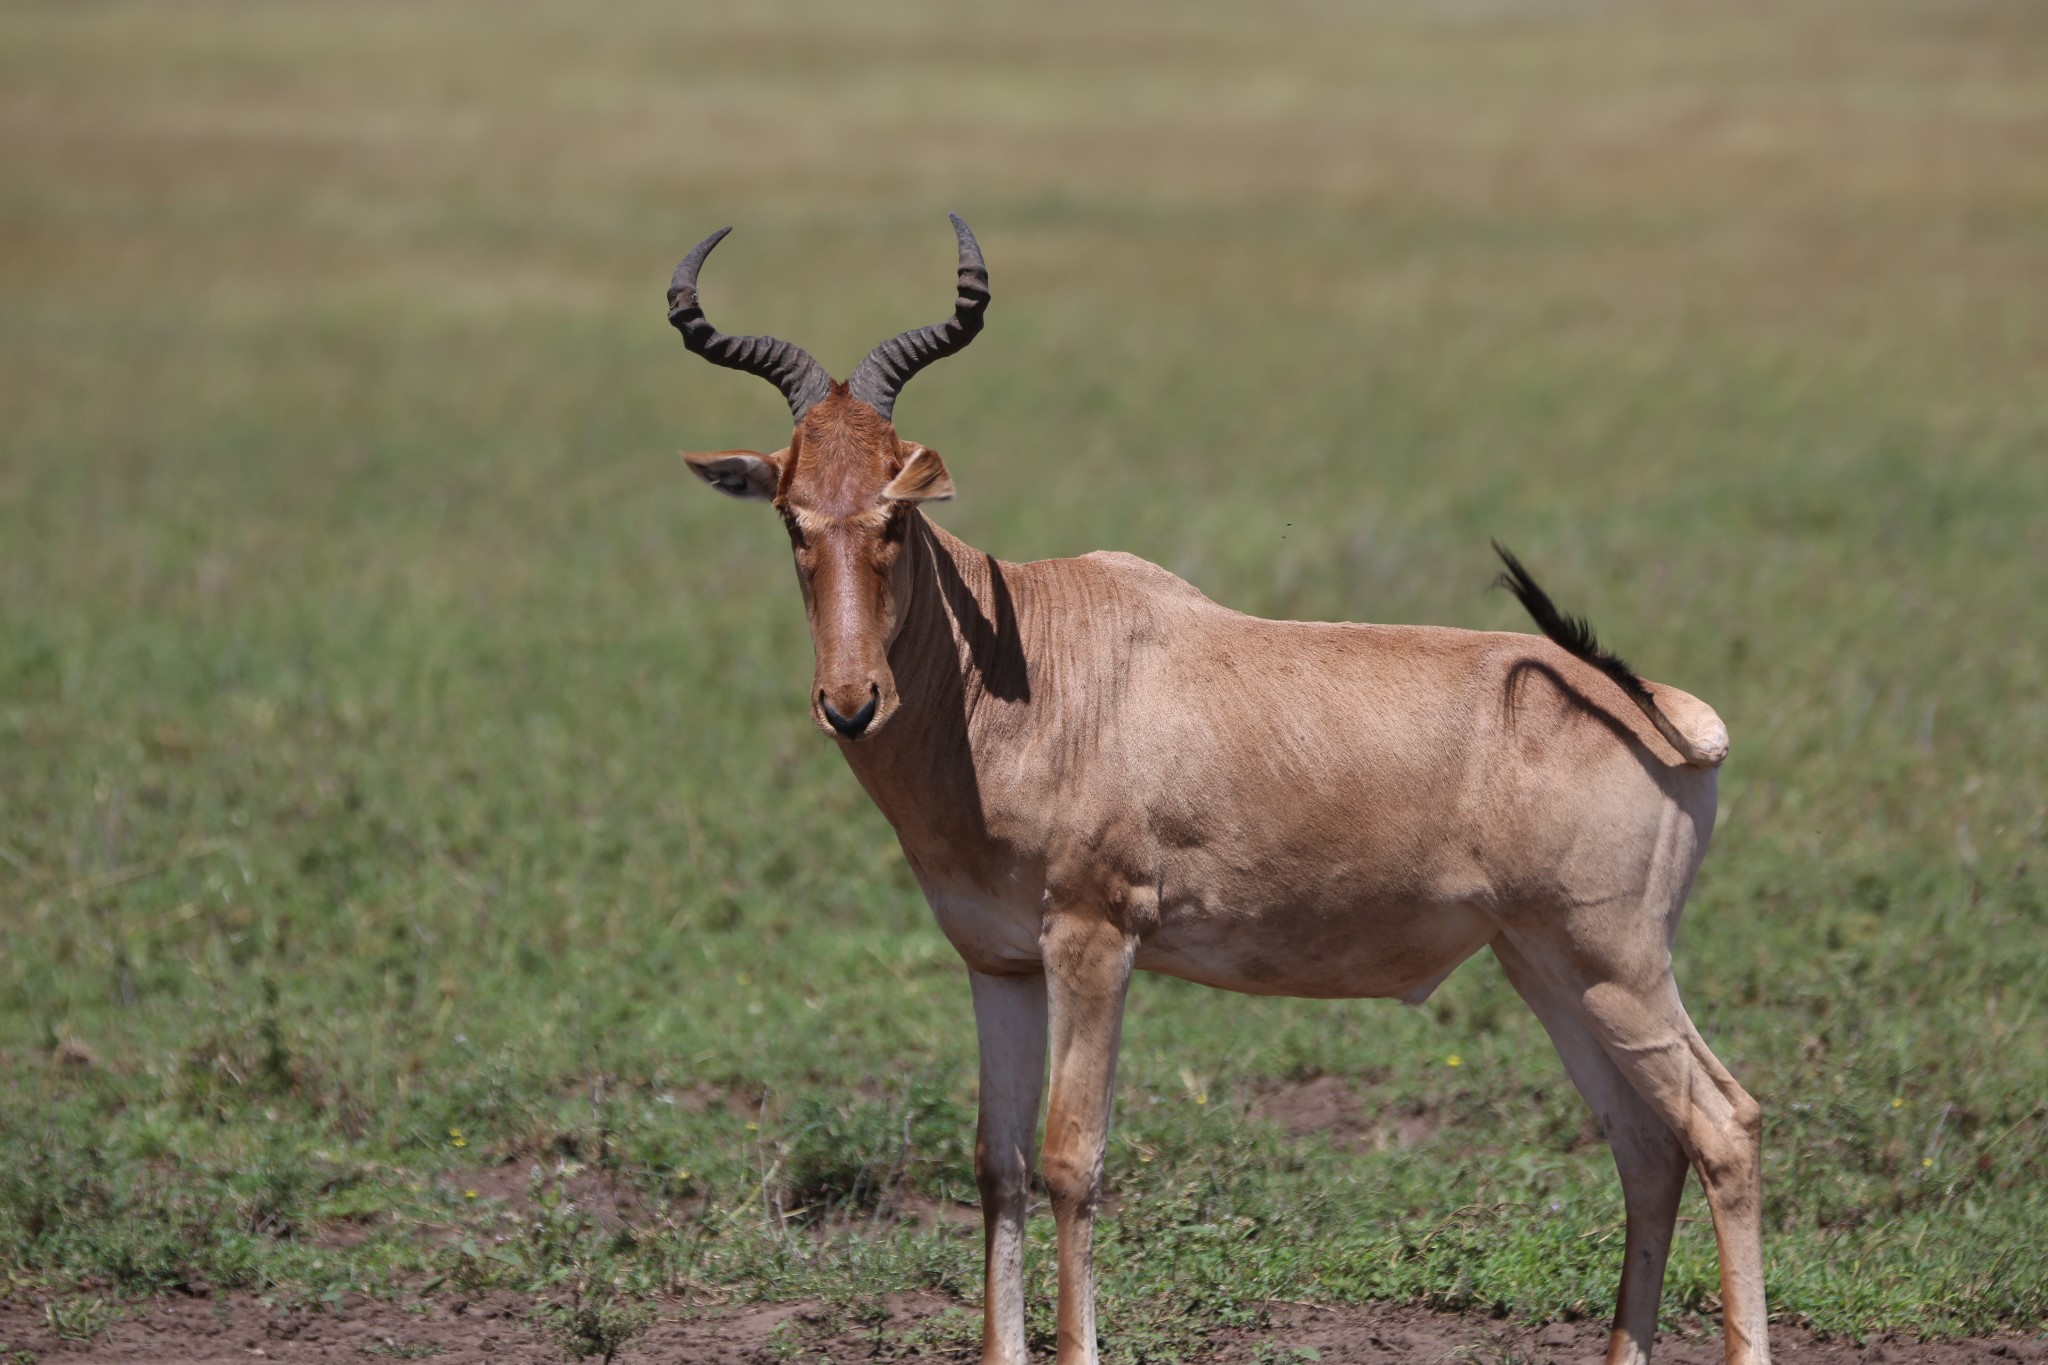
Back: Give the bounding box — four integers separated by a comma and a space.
4, 1290, 2042, 1365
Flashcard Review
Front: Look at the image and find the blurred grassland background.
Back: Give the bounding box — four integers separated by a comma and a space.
2, 0, 2046, 1351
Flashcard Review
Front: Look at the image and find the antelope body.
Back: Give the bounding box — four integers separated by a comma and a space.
667, 217, 1769, 1365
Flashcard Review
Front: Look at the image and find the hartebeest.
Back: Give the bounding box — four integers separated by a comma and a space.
667, 216, 1768, 1365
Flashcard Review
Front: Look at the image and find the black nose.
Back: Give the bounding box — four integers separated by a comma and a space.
821, 686, 879, 739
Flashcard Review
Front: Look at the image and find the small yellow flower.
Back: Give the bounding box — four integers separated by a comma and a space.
1446, 1055, 1463, 1068
675, 1168, 692, 1180
452, 1137, 468, 1148
448, 1127, 463, 1138
1921, 1158, 1933, 1168
1891, 1097, 1904, 1109
1195, 1093, 1208, 1106
745, 1121, 759, 1131
464, 1188, 479, 1199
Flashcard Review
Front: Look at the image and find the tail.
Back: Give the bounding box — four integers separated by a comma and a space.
1491, 541, 1725, 768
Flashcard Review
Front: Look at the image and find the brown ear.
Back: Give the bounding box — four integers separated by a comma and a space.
880, 444, 956, 504
682, 448, 785, 501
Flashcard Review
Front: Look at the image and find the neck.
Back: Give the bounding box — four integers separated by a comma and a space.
897, 515, 1031, 719
835, 513, 1029, 862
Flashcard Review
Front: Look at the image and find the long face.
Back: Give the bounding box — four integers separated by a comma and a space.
684, 386, 956, 741
664, 214, 987, 743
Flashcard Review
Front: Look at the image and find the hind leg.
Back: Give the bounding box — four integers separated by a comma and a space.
1495, 937, 1688, 1365
1502, 926, 1770, 1365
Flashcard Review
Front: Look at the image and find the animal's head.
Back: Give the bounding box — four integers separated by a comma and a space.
671, 215, 988, 742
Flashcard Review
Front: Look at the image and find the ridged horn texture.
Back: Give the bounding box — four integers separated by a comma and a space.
667, 227, 833, 421
847, 213, 990, 421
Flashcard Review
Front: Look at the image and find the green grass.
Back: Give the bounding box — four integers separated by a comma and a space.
3, 0, 2046, 1353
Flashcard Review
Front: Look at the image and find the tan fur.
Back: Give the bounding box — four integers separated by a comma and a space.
684, 386, 1768, 1365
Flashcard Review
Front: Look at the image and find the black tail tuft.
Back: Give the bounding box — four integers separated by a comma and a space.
1490, 541, 1650, 704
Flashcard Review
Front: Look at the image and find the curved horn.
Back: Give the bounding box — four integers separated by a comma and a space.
847, 213, 990, 421
667, 227, 833, 421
